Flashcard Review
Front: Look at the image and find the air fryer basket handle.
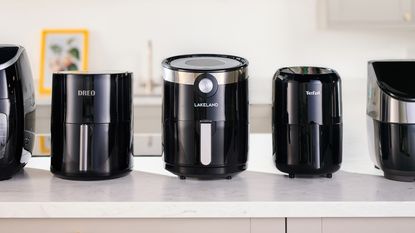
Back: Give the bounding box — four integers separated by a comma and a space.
310, 123, 321, 169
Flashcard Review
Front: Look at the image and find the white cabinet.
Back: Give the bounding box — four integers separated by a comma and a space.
0, 219, 251, 233
251, 218, 285, 233
287, 218, 321, 233
322, 218, 415, 233
287, 218, 415, 233
3, 217, 415, 233
0, 218, 286, 233
325, 0, 415, 27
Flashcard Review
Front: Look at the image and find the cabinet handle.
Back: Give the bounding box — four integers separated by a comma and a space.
403, 12, 412, 22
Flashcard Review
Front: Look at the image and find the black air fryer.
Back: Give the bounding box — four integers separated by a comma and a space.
162, 54, 249, 179
273, 67, 342, 178
367, 60, 415, 182
0, 45, 36, 180
51, 71, 133, 180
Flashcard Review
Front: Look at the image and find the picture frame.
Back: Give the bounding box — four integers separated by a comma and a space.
37, 135, 51, 156
38, 29, 89, 96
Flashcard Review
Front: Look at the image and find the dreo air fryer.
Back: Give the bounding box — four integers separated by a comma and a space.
51, 71, 133, 180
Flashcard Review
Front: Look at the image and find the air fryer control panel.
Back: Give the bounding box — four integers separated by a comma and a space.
194, 74, 218, 97
198, 78, 214, 93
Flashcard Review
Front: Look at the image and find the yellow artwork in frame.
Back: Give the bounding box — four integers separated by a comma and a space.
38, 135, 51, 155
38, 29, 89, 95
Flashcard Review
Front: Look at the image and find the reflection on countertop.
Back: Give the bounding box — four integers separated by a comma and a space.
2, 164, 415, 218
5, 134, 414, 218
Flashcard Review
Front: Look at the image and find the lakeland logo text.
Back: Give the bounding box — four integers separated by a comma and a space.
305, 91, 320, 96
78, 90, 96, 97
194, 103, 219, 108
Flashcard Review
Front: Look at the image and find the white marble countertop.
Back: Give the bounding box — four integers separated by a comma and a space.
1, 79, 415, 218
0, 133, 413, 219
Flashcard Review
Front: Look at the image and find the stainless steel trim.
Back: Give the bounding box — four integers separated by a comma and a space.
200, 122, 212, 166
198, 78, 214, 93
367, 62, 415, 123
366, 116, 380, 167
79, 124, 88, 171
310, 123, 320, 169
163, 68, 248, 85
0, 113, 7, 160
20, 149, 31, 164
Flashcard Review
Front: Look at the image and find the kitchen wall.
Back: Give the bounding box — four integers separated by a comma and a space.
2, 0, 415, 103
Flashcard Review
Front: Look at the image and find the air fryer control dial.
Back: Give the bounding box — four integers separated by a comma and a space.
194, 74, 218, 97
198, 78, 214, 93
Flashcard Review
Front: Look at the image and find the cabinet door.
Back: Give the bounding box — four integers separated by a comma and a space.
251, 218, 285, 233
323, 218, 415, 233
327, 0, 414, 26
287, 218, 321, 233
0, 219, 250, 233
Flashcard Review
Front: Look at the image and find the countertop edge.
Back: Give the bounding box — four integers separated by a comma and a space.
1, 202, 415, 218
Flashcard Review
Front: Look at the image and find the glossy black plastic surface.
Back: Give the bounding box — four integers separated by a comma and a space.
0, 45, 36, 180
372, 120, 415, 181
51, 72, 133, 180
52, 72, 132, 124
163, 79, 249, 122
272, 67, 342, 177
273, 67, 342, 125
273, 124, 342, 175
372, 61, 415, 101
51, 123, 132, 180
163, 77, 249, 178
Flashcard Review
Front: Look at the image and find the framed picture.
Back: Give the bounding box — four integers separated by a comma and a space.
37, 135, 51, 156
38, 29, 89, 95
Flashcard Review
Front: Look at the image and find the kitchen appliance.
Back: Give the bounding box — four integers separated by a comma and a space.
367, 60, 415, 182
51, 71, 133, 180
0, 45, 36, 180
162, 54, 249, 179
272, 67, 342, 178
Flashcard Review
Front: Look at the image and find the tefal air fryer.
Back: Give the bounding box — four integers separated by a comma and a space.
51, 71, 133, 180
273, 67, 342, 178
0, 45, 36, 180
162, 54, 249, 179
367, 61, 415, 181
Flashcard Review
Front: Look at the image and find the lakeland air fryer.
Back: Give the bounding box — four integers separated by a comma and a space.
162, 54, 249, 179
